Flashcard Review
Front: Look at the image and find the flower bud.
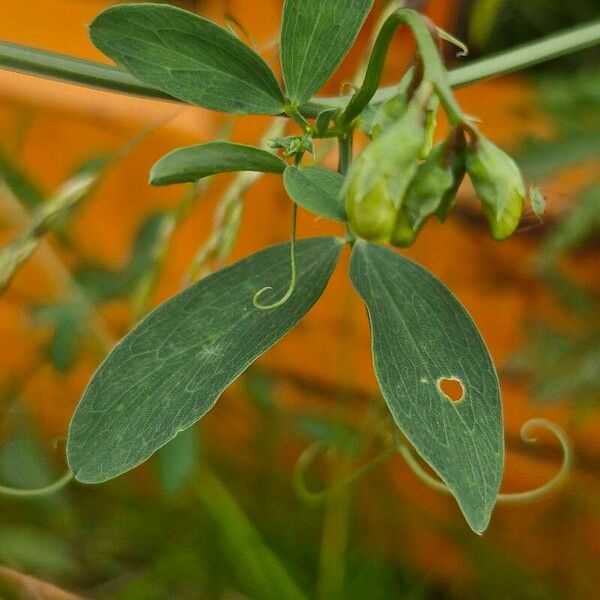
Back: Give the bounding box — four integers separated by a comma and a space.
368, 93, 408, 139
466, 135, 525, 240
389, 141, 465, 247
344, 90, 429, 242
421, 95, 440, 159
390, 206, 418, 248
436, 149, 466, 223
345, 179, 397, 242
270, 135, 314, 158
402, 142, 455, 230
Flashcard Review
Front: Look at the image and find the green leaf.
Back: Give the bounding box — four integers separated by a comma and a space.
350, 242, 503, 533
74, 264, 125, 302
125, 212, 170, 284
31, 302, 86, 372
67, 237, 343, 483
283, 166, 346, 222
150, 142, 287, 186
280, 0, 373, 104
315, 109, 337, 135
89, 4, 285, 115
0, 147, 45, 210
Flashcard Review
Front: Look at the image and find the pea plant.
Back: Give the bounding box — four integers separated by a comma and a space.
2, 0, 592, 535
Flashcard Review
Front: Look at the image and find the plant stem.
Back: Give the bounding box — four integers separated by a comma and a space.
310, 18, 600, 114
339, 8, 463, 127
195, 468, 307, 600
0, 40, 173, 100
1, 19, 598, 111
316, 454, 353, 600
337, 135, 353, 176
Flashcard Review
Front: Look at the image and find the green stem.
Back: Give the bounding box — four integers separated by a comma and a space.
316, 452, 353, 600
284, 104, 314, 135
195, 468, 307, 600
0, 39, 172, 100
1, 20, 597, 113
307, 18, 600, 115
337, 134, 353, 176
339, 8, 464, 128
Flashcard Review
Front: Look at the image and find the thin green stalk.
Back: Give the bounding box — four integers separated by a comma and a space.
195, 468, 307, 600
309, 18, 600, 114
337, 135, 354, 176
0, 39, 172, 100
1, 20, 597, 112
317, 454, 353, 600
339, 8, 465, 128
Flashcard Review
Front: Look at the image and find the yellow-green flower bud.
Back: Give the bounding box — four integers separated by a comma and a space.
344, 91, 429, 242
389, 141, 465, 247
466, 135, 525, 240
421, 95, 440, 159
403, 142, 455, 230
369, 93, 408, 139
436, 153, 465, 223
345, 179, 397, 242
390, 206, 418, 248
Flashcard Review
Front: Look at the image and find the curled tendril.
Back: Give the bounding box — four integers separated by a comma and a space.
293, 419, 572, 507
435, 27, 469, 57
0, 470, 74, 498
293, 441, 395, 505
253, 203, 298, 311
398, 418, 573, 504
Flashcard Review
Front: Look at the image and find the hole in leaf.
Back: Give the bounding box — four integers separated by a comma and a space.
438, 377, 465, 403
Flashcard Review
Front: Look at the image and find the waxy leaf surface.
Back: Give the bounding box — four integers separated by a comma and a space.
68, 237, 343, 483
90, 4, 285, 114
151, 142, 287, 186
281, 0, 373, 104
350, 242, 503, 533
284, 166, 346, 222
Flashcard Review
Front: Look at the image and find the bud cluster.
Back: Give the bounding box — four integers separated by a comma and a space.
343, 82, 528, 246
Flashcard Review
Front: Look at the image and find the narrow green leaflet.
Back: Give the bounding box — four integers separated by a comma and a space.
31, 302, 86, 372
350, 242, 503, 533
151, 142, 287, 186
280, 0, 374, 104
283, 166, 346, 222
67, 237, 344, 483
89, 4, 285, 115
0, 171, 102, 293
0, 148, 45, 210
